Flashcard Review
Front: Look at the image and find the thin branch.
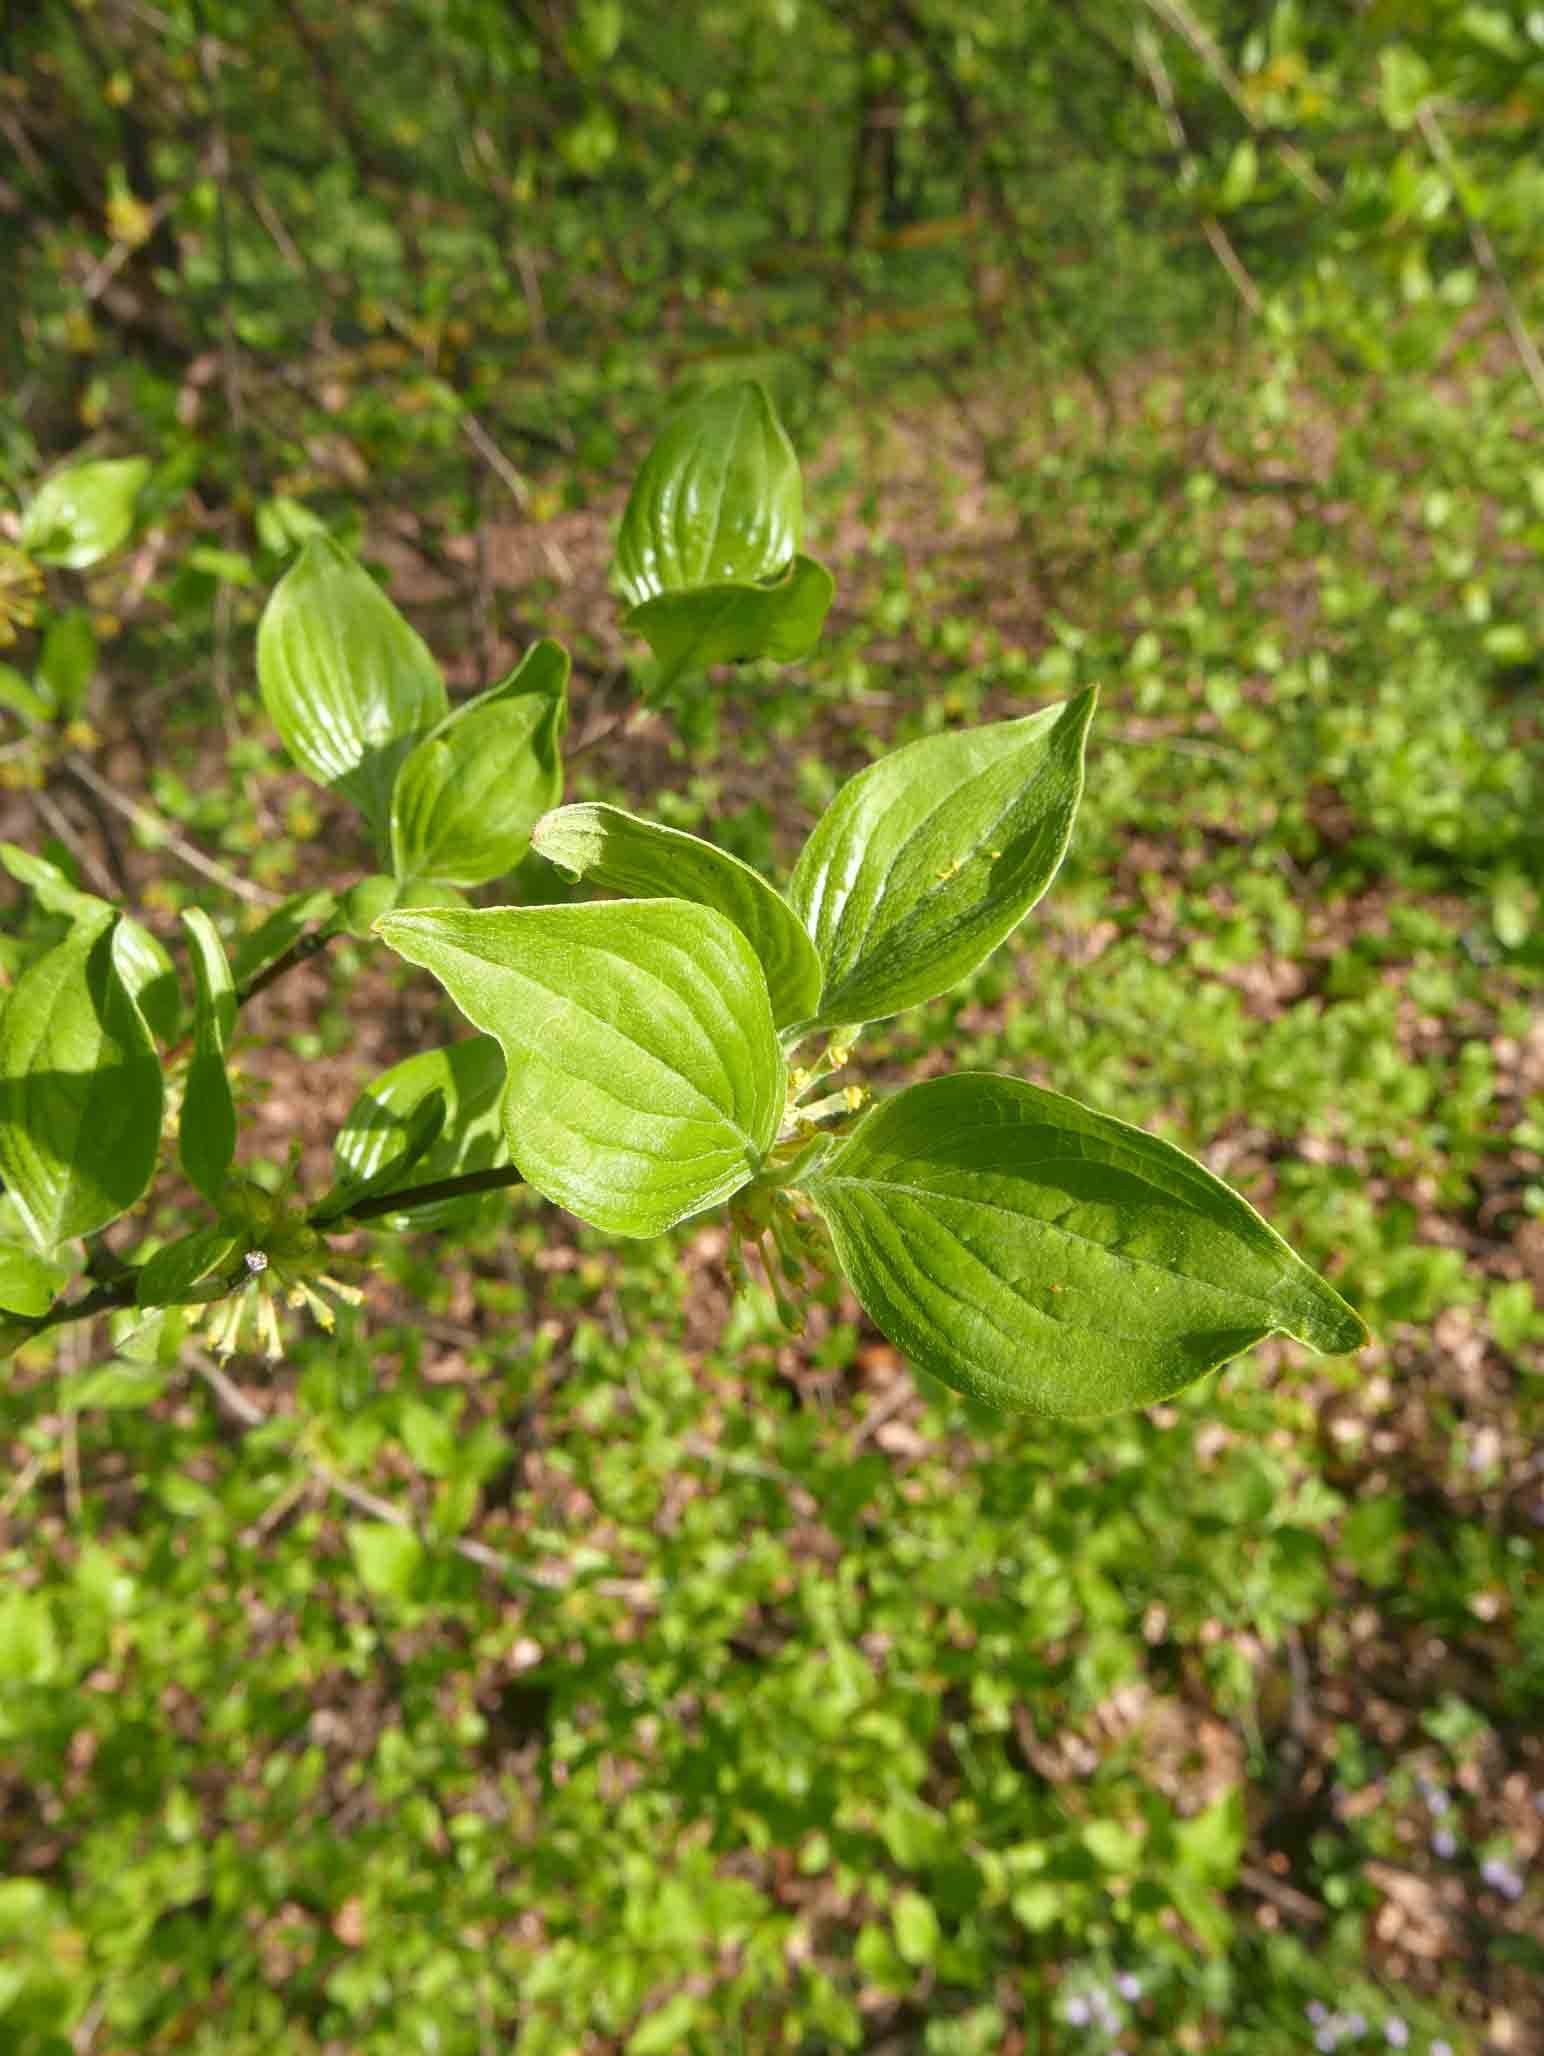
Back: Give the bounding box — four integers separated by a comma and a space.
234, 921, 341, 1009
63, 753, 276, 903
1141, 0, 1332, 205
1415, 101, 1544, 413
317, 1164, 527, 1226
1137, 27, 1263, 318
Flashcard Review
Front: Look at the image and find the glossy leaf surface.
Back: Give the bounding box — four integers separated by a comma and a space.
788, 690, 1096, 1028
256, 535, 447, 842
808, 1072, 1368, 1416
20, 457, 150, 569
624, 553, 834, 686
615, 381, 802, 606
532, 802, 821, 1028
334, 1037, 510, 1231
178, 911, 237, 1203
390, 639, 568, 885
0, 918, 164, 1249
376, 900, 783, 1236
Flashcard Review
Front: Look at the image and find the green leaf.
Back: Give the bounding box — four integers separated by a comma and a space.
229, 888, 338, 991
36, 612, 97, 716
64, 1362, 169, 1410
333, 1036, 510, 1232
626, 1994, 701, 2056
111, 918, 181, 1045
311, 1089, 446, 1225
348, 1521, 424, 1600
0, 845, 178, 1039
179, 910, 237, 1203
0, 1241, 66, 1318
533, 802, 822, 1029
0, 917, 164, 1250
19, 457, 150, 569
255, 495, 329, 556
624, 553, 835, 687
375, 900, 784, 1237
389, 639, 569, 886
807, 1072, 1369, 1416
788, 691, 1096, 1028
892, 1889, 941, 1968
135, 1227, 241, 1308
615, 380, 803, 606
0, 663, 54, 725
256, 535, 447, 843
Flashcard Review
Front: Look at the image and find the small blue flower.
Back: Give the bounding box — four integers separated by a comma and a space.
1063, 1995, 1091, 2027
1315, 2030, 1340, 2054
1385, 2021, 1409, 2049
1432, 1828, 1458, 1860
1480, 1855, 1524, 1900
1307, 2002, 1330, 2025
1116, 1973, 1142, 2002
1429, 2042, 1453, 2056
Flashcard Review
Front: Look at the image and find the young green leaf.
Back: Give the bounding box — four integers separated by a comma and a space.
179, 910, 238, 1204
375, 900, 784, 1237
0, 918, 164, 1249
256, 534, 447, 843
788, 690, 1097, 1028
0, 1241, 67, 1319
624, 553, 834, 686
615, 381, 804, 607
135, 1227, 242, 1309
389, 639, 569, 886
807, 1072, 1368, 1416
533, 802, 822, 1029
19, 457, 151, 569
333, 1036, 510, 1232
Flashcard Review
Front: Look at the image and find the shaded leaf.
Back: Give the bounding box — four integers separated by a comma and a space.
179, 910, 237, 1203
333, 1036, 509, 1232
390, 639, 569, 886
624, 553, 834, 687
0, 917, 164, 1249
533, 802, 821, 1028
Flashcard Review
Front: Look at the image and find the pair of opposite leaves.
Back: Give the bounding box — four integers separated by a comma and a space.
365, 692, 1365, 1418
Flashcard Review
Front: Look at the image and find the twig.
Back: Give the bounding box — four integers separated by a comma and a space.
317, 1164, 526, 1227
63, 753, 275, 903
190, 1347, 266, 1427
1137, 27, 1263, 318
1415, 101, 1544, 413
234, 921, 340, 1008
32, 787, 124, 900
1141, 0, 1332, 206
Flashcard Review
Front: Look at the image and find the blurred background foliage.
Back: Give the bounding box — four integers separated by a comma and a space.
2, 2, 1543, 2053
